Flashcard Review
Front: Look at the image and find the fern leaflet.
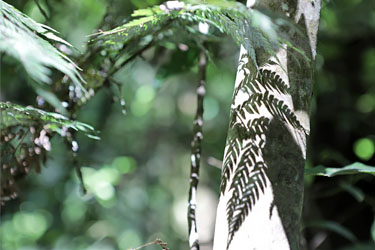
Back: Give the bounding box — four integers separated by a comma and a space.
0, 0, 85, 90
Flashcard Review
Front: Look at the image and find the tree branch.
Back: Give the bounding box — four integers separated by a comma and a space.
128, 239, 168, 250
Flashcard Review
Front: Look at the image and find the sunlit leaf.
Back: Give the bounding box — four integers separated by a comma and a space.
305, 162, 375, 177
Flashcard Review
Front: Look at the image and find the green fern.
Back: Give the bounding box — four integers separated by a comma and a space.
91, 0, 308, 68
0, 101, 98, 204
0, 102, 98, 139
0, 0, 85, 90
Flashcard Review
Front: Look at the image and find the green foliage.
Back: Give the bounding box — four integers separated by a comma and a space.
305, 162, 375, 177
0, 101, 98, 203
0, 1, 99, 205
1, 0, 373, 249
0, 0, 84, 89
0, 102, 98, 139
92, 0, 307, 68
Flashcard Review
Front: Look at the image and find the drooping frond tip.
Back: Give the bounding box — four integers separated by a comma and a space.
0, 101, 99, 204
0, 102, 99, 139
0, 0, 85, 90
90, 0, 309, 69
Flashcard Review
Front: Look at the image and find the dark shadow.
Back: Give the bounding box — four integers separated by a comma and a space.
264, 117, 306, 250
263, 8, 314, 250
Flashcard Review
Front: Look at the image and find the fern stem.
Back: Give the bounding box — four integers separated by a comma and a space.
33, 0, 49, 21
187, 48, 207, 250
108, 40, 154, 77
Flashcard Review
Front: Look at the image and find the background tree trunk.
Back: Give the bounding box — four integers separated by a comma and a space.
213, 0, 321, 249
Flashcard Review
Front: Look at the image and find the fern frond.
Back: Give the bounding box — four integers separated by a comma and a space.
0, 101, 98, 204
91, 5, 173, 50
91, 0, 308, 68
0, 1, 84, 90
0, 102, 98, 139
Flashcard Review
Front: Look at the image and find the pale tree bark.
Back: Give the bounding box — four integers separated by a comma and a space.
213, 0, 321, 249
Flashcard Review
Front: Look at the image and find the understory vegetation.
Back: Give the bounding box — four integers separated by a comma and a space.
0, 0, 374, 249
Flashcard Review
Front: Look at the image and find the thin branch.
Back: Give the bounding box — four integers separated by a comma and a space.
34, 0, 49, 21
128, 239, 169, 250
187, 48, 207, 250
65, 133, 86, 194
108, 40, 154, 77
73, 153, 86, 194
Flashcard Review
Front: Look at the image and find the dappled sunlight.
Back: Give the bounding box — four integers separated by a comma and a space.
1, 0, 373, 250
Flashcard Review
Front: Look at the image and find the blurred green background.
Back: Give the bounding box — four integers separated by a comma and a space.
0, 0, 374, 250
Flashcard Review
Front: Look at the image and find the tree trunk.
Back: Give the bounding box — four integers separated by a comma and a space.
213, 0, 321, 249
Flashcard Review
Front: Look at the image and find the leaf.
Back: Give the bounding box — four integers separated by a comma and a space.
305, 220, 357, 242
0, 102, 99, 139
0, 1, 85, 90
305, 162, 375, 177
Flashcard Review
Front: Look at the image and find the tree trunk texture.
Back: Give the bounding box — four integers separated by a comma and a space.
213, 0, 321, 249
